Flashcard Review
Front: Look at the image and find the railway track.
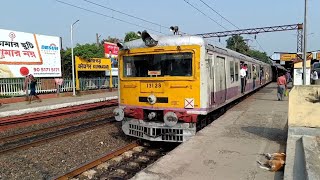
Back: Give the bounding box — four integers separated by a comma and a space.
0, 99, 118, 127
0, 112, 115, 154
54, 141, 177, 180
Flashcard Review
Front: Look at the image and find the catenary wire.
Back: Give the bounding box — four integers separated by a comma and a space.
198, 0, 266, 52
183, 0, 228, 31
83, 0, 168, 30
56, 0, 164, 34
198, 0, 240, 30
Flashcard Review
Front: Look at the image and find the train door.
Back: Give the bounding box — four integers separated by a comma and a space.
206, 53, 214, 106
216, 56, 226, 104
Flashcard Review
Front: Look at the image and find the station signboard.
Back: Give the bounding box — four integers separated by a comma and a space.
0, 28, 61, 78
280, 53, 313, 61
75, 56, 111, 71
280, 54, 296, 61
75, 56, 112, 90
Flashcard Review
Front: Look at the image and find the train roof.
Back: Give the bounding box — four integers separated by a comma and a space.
124, 35, 269, 65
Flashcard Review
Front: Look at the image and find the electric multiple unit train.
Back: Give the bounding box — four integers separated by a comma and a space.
113, 31, 273, 142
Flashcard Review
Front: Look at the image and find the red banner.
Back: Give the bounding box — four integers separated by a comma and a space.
104, 42, 119, 57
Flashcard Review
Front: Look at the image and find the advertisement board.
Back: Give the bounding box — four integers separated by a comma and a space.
0, 28, 61, 78
104, 42, 119, 58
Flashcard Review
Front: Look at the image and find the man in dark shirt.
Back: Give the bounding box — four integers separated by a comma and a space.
28, 74, 42, 104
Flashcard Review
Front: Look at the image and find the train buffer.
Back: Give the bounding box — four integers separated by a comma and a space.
133, 82, 291, 180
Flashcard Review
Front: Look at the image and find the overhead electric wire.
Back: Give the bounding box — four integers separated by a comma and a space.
254, 39, 266, 52
183, 0, 228, 31
198, 0, 266, 52
83, 0, 168, 30
55, 0, 164, 34
198, 0, 240, 30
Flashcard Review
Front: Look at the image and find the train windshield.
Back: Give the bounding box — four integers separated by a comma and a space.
123, 52, 192, 77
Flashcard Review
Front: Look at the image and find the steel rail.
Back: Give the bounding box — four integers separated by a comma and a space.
0, 100, 117, 126
0, 113, 113, 144
54, 141, 139, 180
0, 114, 115, 154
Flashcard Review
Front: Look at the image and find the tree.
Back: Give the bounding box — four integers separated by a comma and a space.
124, 31, 141, 42
226, 35, 249, 54
60, 43, 105, 78
247, 49, 271, 64
74, 43, 104, 59
226, 35, 270, 64
100, 36, 120, 44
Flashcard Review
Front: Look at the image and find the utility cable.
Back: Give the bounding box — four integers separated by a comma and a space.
198, 0, 267, 52
199, 0, 240, 29
83, 0, 168, 30
183, 0, 228, 31
56, 0, 164, 34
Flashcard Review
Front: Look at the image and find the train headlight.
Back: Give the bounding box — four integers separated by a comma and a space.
113, 108, 124, 121
164, 112, 178, 127
147, 94, 157, 105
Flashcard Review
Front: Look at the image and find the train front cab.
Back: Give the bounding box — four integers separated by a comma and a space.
114, 44, 203, 142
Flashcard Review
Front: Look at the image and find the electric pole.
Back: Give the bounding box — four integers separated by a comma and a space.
303, 0, 307, 85
96, 33, 101, 47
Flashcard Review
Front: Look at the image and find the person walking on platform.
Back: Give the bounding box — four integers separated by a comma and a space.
285, 71, 292, 85
311, 70, 318, 84
24, 74, 30, 101
253, 66, 257, 89
260, 68, 263, 85
277, 73, 287, 101
240, 64, 246, 94
28, 74, 42, 104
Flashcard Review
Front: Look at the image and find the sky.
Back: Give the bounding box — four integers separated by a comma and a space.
1, 0, 319, 56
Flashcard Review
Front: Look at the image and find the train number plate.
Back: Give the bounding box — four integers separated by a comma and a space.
140, 82, 164, 92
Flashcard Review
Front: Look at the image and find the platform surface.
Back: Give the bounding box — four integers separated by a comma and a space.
133, 83, 288, 180
0, 91, 118, 117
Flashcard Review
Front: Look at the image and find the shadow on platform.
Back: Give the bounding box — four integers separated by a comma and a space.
241, 126, 288, 146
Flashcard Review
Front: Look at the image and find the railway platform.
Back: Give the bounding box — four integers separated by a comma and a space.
0, 91, 118, 118
133, 83, 288, 180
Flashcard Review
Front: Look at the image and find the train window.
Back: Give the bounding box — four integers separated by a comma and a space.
230, 60, 235, 83
235, 62, 239, 81
123, 52, 192, 77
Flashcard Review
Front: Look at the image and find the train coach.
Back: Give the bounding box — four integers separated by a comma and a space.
113, 31, 273, 142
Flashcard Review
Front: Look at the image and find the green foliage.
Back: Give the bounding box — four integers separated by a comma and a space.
124, 31, 141, 42
74, 43, 105, 59
226, 35, 270, 64
101, 36, 120, 44
60, 48, 72, 78
60, 43, 105, 78
226, 35, 249, 54
247, 49, 271, 64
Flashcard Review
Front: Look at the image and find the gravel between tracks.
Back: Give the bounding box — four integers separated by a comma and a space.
0, 108, 134, 180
